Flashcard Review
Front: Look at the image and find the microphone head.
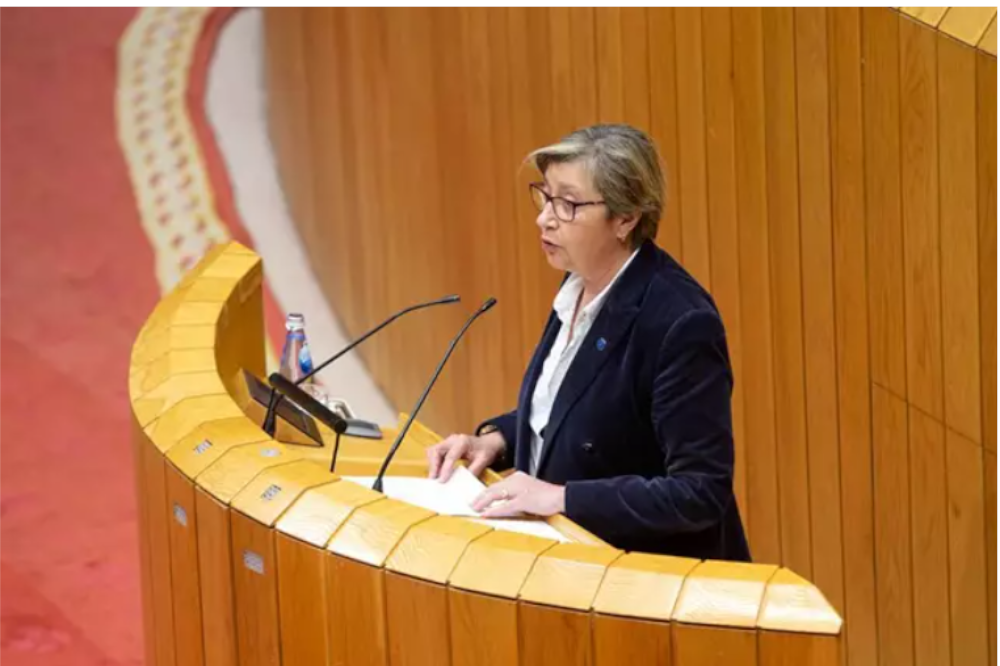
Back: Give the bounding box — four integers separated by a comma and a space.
439, 294, 461, 304
479, 297, 498, 313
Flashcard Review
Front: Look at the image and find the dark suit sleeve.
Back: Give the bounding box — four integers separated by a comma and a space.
563, 309, 735, 541
476, 410, 517, 471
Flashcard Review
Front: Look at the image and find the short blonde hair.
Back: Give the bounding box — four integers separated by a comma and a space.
527, 124, 665, 248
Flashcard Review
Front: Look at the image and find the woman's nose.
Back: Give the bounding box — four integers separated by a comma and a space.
536, 204, 557, 230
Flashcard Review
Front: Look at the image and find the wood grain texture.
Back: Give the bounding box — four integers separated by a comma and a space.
986, 450, 997, 666
900, 15, 944, 420
829, 9, 879, 666
165, 465, 205, 666
230, 512, 280, 666
448, 589, 519, 666
194, 488, 239, 666
385, 573, 451, 666
945, 430, 990, 666
702, 6, 747, 525
647, 8, 683, 258
593, 614, 671, 666
936, 35, 983, 446
906, 408, 950, 666
732, 7, 781, 564
871, 386, 914, 666
132, 422, 159, 666
275, 534, 328, 666
863, 8, 908, 397
758, 631, 841, 666
794, 6, 844, 615
674, 7, 712, 288
519, 603, 593, 666
326, 556, 388, 666
142, 438, 177, 666
672, 624, 757, 666
977, 52, 997, 456
763, 6, 811, 579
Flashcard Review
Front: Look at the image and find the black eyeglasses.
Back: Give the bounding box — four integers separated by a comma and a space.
529, 182, 605, 223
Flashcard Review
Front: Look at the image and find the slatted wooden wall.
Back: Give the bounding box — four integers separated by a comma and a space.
263, 8, 995, 666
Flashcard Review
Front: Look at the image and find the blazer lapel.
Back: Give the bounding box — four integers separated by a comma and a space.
535, 242, 657, 477
514, 310, 561, 472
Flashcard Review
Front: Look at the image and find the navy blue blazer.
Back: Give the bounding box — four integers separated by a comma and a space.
479, 240, 750, 562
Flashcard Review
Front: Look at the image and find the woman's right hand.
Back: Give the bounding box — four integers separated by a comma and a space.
426, 431, 506, 482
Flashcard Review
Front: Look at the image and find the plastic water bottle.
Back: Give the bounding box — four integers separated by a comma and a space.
279, 313, 315, 383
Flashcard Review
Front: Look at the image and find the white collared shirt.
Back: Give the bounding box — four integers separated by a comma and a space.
528, 250, 639, 475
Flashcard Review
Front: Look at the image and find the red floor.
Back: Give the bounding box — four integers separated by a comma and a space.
0, 8, 252, 665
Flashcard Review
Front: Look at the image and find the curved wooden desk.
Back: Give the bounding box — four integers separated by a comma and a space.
130, 242, 842, 666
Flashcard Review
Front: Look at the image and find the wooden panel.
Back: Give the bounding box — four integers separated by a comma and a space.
980, 50, 998, 666
230, 511, 280, 666
899, 7, 949, 27
906, 408, 950, 666
900, 16, 944, 420
275, 534, 327, 666
758, 631, 840, 666
871, 385, 914, 666
732, 7, 780, 564
448, 589, 519, 666
195, 488, 238, 666
326, 556, 388, 666
519, 603, 593, 666
132, 422, 159, 666
702, 7, 747, 523
674, 7, 711, 287
142, 438, 177, 666
673, 561, 778, 629
945, 430, 990, 666
756, 568, 842, 635
829, 9, 879, 665
385, 573, 451, 666
621, 8, 651, 131
763, 6, 811, 579
595, 8, 624, 123
863, 7, 908, 396
165, 465, 205, 666
938, 7, 997, 45
794, 7, 844, 614
672, 624, 756, 666
518, 543, 622, 611
986, 450, 997, 666
979, 16, 998, 55
647, 8, 683, 257
592, 553, 699, 622
593, 614, 671, 666
937, 34, 983, 444
977, 52, 997, 456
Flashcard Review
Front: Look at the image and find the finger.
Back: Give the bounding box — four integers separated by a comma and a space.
426, 444, 446, 479
470, 486, 504, 512
438, 445, 465, 483
467, 450, 492, 478
480, 497, 524, 519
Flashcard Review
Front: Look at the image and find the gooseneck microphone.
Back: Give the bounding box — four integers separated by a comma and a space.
260, 294, 461, 440
372, 297, 497, 493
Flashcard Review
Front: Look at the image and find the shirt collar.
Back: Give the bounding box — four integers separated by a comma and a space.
552, 249, 640, 325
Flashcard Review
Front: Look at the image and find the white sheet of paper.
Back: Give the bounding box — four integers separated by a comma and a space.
341, 469, 570, 542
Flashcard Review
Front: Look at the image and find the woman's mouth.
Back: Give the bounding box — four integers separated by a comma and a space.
541, 238, 559, 254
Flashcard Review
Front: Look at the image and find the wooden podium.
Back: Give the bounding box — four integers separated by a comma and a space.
130, 242, 843, 666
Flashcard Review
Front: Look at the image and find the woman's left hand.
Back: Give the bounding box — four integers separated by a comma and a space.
471, 472, 566, 518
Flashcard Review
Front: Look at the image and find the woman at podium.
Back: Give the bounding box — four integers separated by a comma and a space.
427, 124, 750, 562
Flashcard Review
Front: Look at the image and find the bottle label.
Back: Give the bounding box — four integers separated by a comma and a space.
299, 345, 314, 376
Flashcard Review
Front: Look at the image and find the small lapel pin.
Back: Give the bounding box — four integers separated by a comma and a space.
596, 337, 607, 351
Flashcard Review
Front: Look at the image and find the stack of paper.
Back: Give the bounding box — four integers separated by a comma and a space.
343, 467, 569, 543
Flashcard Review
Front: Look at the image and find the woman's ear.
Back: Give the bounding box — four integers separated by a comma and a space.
615, 214, 640, 243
